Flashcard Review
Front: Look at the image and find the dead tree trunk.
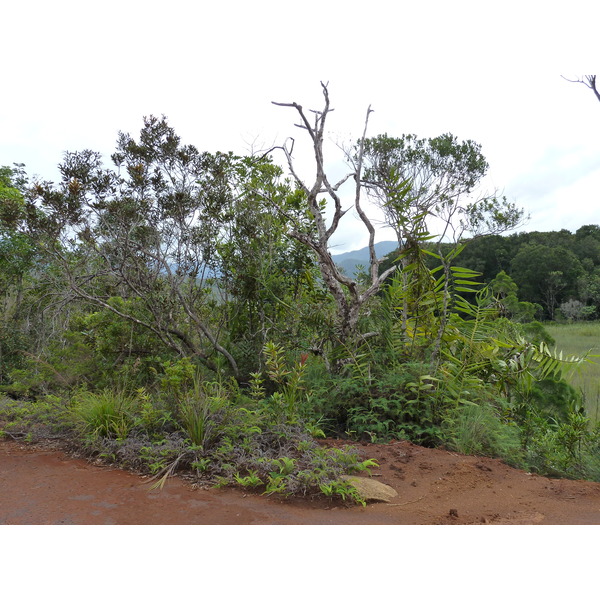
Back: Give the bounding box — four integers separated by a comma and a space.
272, 83, 397, 368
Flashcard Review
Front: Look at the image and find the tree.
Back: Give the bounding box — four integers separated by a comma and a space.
360, 132, 524, 255
271, 83, 398, 368
0, 165, 35, 310
19, 116, 309, 380
359, 132, 524, 355
214, 159, 320, 373
573, 225, 600, 267
489, 270, 541, 322
449, 234, 513, 282
510, 243, 584, 319
576, 269, 600, 312
562, 75, 600, 103
0, 164, 36, 382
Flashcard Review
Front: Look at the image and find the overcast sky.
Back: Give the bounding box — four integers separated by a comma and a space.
2, 0, 599, 253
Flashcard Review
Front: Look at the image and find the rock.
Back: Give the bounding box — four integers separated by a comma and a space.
340, 475, 398, 503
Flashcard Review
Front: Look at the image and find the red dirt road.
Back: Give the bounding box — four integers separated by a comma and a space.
2, 438, 600, 525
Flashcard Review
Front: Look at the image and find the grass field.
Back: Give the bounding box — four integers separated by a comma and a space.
544, 321, 600, 421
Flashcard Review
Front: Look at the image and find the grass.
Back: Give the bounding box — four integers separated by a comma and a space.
544, 321, 600, 421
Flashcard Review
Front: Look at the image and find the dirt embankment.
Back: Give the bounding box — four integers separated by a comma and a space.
2, 438, 600, 525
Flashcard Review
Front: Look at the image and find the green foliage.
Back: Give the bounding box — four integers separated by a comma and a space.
176, 378, 229, 450
6, 110, 600, 499
0, 320, 29, 383
510, 243, 584, 319
255, 342, 309, 423
319, 480, 366, 506
0, 165, 28, 229
0, 394, 75, 440
522, 410, 600, 480
159, 357, 198, 400
521, 378, 582, 423
442, 402, 523, 465
234, 470, 263, 488
520, 321, 555, 346
75, 389, 137, 440
306, 363, 449, 445
3, 349, 373, 502
489, 270, 542, 322
434, 227, 600, 321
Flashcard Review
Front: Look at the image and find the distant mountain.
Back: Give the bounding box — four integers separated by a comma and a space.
332, 240, 398, 276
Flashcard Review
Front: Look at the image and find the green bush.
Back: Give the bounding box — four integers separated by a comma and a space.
305, 361, 450, 445
522, 411, 600, 480
524, 378, 582, 423
521, 320, 555, 346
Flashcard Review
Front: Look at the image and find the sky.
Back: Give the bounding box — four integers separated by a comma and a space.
2, 0, 599, 254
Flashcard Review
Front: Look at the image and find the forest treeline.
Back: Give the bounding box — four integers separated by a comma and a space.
1, 87, 599, 499
380, 225, 600, 323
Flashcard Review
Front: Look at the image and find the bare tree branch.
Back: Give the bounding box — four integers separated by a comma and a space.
561, 74, 600, 103
272, 84, 396, 366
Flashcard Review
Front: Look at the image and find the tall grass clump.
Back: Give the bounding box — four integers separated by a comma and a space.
74, 389, 137, 440
176, 379, 229, 450
442, 402, 524, 467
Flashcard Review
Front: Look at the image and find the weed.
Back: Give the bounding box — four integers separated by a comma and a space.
75, 389, 135, 440
319, 480, 366, 506
442, 402, 523, 465
175, 377, 229, 450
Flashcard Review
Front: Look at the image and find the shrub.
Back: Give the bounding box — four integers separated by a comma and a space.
520, 321, 555, 346
0, 394, 75, 440
522, 411, 600, 480
305, 362, 450, 445
524, 378, 582, 423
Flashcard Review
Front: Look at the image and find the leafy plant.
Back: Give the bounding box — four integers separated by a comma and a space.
175, 377, 229, 450
75, 389, 136, 440
442, 402, 523, 464
319, 480, 366, 506
234, 470, 263, 488
256, 342, 309, 422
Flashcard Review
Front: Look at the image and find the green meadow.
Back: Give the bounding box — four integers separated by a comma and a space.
544, 322, 600, 421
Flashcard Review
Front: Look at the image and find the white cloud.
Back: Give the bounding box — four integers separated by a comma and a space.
2, 1, 599, 250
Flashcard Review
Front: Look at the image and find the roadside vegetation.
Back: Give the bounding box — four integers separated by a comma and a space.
2, 86, 600, 504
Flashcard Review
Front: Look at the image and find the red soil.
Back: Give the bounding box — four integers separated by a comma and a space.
2, 438, 600, 525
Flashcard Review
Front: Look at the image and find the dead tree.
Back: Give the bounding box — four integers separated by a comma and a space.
562, 75, 600, 103
272, 83, 397, 366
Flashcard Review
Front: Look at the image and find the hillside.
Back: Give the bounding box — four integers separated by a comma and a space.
332, 240, 398, 275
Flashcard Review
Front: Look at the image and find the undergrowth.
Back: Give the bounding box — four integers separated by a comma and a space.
3, 317, 600, 498
0, 354, 379, 505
